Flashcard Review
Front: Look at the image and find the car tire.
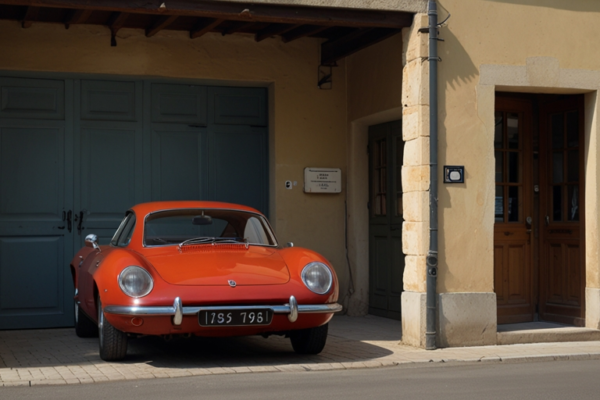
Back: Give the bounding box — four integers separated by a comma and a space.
290, 323, 329, 355
97, 296, 128, 361
74, 301, 98, 338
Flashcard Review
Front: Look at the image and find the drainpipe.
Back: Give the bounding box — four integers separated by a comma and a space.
426, 0, 439, 351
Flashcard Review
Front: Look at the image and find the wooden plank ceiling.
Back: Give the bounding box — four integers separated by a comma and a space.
0, 0, 415, 65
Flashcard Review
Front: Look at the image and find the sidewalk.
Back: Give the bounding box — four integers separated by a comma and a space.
1, 315, 600, 387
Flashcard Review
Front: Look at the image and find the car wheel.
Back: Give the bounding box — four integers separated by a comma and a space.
290, 323, 329, 355
74, 299, 98, 338
97, 295, 128, 361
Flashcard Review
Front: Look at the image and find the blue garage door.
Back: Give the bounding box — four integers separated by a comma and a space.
0, 76, 268, 330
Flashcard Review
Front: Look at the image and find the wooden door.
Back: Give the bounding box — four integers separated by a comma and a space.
368, 120, 404, 320
539, 96, 585, 326
494, 97, 534, 324
0, 77, 75, 329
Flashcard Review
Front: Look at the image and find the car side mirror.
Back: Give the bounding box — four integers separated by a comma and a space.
85, 234, 101, 252
284, 242, 294, 248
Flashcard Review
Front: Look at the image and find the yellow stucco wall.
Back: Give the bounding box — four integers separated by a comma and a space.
0, 20, 350, 296
435, 0, 600, 293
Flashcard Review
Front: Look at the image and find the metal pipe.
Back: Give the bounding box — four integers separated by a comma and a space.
426, 0, 439, 351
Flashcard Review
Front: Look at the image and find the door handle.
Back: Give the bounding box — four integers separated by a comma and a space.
77, 210, 86, 235
545, 215, 550, 226
66, 210, 72, 233
526, 216, 533, 233
57, 211, 66, 230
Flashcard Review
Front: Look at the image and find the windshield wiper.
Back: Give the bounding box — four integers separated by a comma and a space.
178, 237, 247, 250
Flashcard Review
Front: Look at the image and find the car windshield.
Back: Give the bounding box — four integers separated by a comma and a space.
144, 209, 277, 247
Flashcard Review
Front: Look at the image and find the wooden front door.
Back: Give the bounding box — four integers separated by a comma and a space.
494, 94, 585, 326
539, 96, 585, 326
368, 120, 404, 320
494, 98, 534, 324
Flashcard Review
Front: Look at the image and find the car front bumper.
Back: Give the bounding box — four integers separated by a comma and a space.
104, 295, 342, 326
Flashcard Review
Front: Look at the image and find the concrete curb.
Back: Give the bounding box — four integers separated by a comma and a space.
4, 351, 600, 387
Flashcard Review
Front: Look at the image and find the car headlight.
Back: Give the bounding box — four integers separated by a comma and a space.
301, 262, 333, 295
118, 266, 153, 298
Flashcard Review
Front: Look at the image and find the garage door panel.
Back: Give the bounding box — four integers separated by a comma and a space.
79, 125, 139, 227
0, 77, 65, 120
151, 126, 207, 201
209, 87, 267, 126
0, 125, 64, 222
210, 127, 267, 213
81, 80, 139, 122
151, 83, 207, 125
0, 236, 64, 314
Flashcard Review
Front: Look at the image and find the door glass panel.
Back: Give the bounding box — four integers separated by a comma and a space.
508, 186, 520, 222
495, 185, 504, 222
566, 111, 579, 148
552, 113, 564, 149
507, 113, 519, 149
568, 185, 579, 221
494, 112, 504, 148
508, 152, 519, 183
567, 150, 579, 182
495, 151, 503, 182
552, 185, 563, 221
552, 152, 564, 184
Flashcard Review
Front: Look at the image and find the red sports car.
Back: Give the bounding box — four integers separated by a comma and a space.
70, 201, 341, 361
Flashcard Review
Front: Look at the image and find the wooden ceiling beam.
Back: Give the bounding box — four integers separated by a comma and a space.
282, 25, 328, 43
0, 1, 414, 29
146, 15, 178, 37
21, 6, 39, 28
255, 23, 299, 42
321, 28, 401, 66
221, 21, 255, 36
64, 9, 92, 29
108, 11, 129, 35
190, 18, 223, 39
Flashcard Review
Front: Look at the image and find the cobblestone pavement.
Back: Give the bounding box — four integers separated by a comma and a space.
1, 315, 600, 387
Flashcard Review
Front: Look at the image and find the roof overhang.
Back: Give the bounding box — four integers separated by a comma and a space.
0, 0, 417, 65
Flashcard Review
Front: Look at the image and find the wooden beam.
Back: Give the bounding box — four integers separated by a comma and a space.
64, 9, 92, 29
21, 6, 39, 28
321, 28, 401, 66
282, 25, 328, 43
108, 11, 129, 35
190, 18, 223, 39
255, 23, 299, 42
221, 21, 255, 36
0, 1, 415, 29
145, 15, 178, 37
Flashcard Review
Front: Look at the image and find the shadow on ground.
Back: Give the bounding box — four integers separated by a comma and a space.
0, 315, 401, 370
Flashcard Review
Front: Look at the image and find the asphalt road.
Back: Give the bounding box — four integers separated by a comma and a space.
2, 359, 600, 400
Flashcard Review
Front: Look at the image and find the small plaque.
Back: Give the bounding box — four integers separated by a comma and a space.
304, 168, 342, 193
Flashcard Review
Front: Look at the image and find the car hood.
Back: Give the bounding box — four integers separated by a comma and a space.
145, 244, 290, 286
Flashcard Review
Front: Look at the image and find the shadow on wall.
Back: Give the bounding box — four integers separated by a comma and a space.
483, 0, 600, 12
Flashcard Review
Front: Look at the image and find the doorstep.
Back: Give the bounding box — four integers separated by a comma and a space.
497, 321, 600, 345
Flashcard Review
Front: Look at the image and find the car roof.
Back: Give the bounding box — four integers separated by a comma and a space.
130, 201, 263, 217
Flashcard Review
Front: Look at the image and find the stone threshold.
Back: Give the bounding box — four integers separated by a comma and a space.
497, 321, 600, 345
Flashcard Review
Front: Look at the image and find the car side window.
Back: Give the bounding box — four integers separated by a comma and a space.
111, 213, 136, 247
117, 214, 136, 247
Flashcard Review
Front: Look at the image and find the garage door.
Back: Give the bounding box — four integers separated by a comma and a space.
0, 76, 268, 330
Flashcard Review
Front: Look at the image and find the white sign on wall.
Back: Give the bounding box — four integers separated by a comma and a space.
304, 168, 342, 193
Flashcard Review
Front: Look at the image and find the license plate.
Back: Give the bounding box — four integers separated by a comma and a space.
199, 309, 273, 327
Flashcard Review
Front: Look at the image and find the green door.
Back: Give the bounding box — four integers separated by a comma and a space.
368, 120, 404, 320
0, 76, 268, 330
0, 77, 75, 329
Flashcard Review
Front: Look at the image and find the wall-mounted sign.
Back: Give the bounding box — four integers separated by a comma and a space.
304, 168, 342, 193
443, 165, 465, 184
